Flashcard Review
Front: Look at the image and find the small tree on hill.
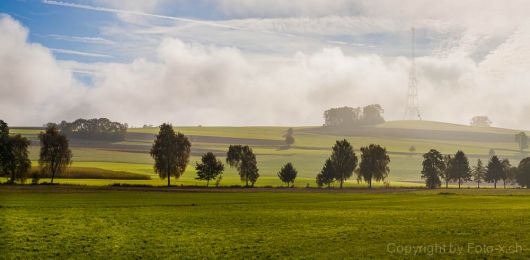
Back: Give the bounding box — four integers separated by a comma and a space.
359, 144, 390, 188
330, 139, 358, 188
446, 151, 471, 188
39, 125, 72, 184
472, 159, 486, 188
488, 149, 496, 158
316, 158, 335, 188
227, 145, 259, 187
283, 128, 295, 148
150, 124, 191, 187
195, 152, 224, 187
501, 159, 512, 189
421, 149, 444, 189
485, 156, 503, 188
409, 146, 416, 153
277, 162, 297, 187
4, 134, 32, 184
516, 157, 530, 188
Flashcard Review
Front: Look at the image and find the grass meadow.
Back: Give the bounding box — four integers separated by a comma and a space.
1, 186, 529, 258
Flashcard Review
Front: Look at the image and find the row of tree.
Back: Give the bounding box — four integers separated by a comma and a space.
55, 118, 128, 141
0, 120, 72, 184
323, 104, 385, 128
421, 149, 530, 188
315, 140, 390, 188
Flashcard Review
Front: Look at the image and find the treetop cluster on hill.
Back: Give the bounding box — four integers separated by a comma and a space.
323, 104, 385, 128
52, 118, 128, 141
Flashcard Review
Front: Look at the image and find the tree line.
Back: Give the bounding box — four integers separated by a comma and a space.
421, 149, 530, 189
54, 118, 128, 141
324, 104, 385, 128
2, 119, 530, 189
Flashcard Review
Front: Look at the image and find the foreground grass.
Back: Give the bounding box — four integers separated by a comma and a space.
1, 186, 529, 258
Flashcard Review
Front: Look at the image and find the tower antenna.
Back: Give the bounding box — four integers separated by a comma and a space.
404, 27, 422, 120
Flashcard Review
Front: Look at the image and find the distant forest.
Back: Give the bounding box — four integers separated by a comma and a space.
53, 118, 128, 141
324, 104, 385, 128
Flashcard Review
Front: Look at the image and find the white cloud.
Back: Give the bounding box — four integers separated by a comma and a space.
2, 14, 530, 129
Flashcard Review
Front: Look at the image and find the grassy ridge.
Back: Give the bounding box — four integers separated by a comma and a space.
1, 186, 529, 258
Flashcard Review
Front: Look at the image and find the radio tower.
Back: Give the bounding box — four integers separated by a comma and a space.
404, 27, 422, 120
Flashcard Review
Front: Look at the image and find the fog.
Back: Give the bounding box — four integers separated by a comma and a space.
1, 1, 530, 129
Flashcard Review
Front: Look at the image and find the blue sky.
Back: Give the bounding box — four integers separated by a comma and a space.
1, 1, 530, 128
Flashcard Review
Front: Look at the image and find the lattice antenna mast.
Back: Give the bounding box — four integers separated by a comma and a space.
404, 27, 422, 120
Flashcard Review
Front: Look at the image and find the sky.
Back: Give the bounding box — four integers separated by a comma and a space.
1, 0, 530, 129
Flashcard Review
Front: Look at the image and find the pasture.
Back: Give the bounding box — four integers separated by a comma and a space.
1, 186, 529, 258
8, 121, 528, 187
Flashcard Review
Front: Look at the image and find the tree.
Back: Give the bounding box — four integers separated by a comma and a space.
323, 104, 385, 128
4, 135, 32, 183
39, 125, 72, 184
515, 132, 528, 151
440, 155, 452, 188
485, 156, 503, 188
0, 120, 10, 178
226, 145, 259, 187
409, 146, 416, 153
195, 152, 224, 187
283, 128, 295, 148
421, 149, 444, 189
501, 159, 512, 189
470, 116, 492, 127
516, 157, 530, 188
446, 151, 471, 188
361, 104, 385, 125
330, 140, 358, 188
150, 124, 191, 187
316, 158, 335, 188
277, 162, 297, 187
56, 118, 128, 141
359, 144, 390, 188
472, 159, 486, 188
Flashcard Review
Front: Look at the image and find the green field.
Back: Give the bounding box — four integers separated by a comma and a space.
8, 120, 529, 187
1, 186, 529, 258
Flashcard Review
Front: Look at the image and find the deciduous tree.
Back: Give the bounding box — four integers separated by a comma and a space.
195, 152, 224, 187
421, 149, 444, 189
150, 124, 191, 187
446, 151, 471, 188
330, 139, 357, 188
39, 125, 72, 184
516, 157, 530, 188
515, 132, 528, 151
359, 144, 390, 188
226, 145, 259, 187
283, 128, 295, 148
472, 159, 486, 188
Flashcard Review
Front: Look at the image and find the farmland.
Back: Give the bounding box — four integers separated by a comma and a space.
7, 120, 529, 187
1, 186, 529, 258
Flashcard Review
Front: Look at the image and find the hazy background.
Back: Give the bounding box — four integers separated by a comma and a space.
1, 0, 530, 129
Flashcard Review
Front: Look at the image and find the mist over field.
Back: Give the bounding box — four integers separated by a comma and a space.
1, 0, 530, 129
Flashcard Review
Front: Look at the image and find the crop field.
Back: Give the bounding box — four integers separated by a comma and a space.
8, 120, 528, 187
1, 186, 529, 258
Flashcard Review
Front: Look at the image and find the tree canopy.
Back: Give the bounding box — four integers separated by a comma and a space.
472, 159, 486, 188
56, 118, 128, 141
421, 149, 444, 189
316, 158, 335, 188
195, 152, 224, 187
226, 145, 259, 187
330, 139, 358, 188
283, 128, 295, 148
323, 104, 384, 128
516, 157, 530, 188
359, 144, 390, 188
277, 162, 297, 187
515, 132, 529, 151
150, 124, 191, 186
446, 151, 471, 188
485, 156, 503, 188
470, 116, 492, 127
39, 125, 72, 184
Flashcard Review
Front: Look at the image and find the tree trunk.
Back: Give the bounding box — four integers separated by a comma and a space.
494, 180, 497, 189
458, 179, 461, 189
477, 181, 480, 189
445, 180, 448, 189
167, 169, 170, 187
207, 180, 209, 187
503, 180, 506, 189
369, 179, 372, 189
51, 171, 55, 184
340, 176, 343, 189
246, 176, 249, 187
